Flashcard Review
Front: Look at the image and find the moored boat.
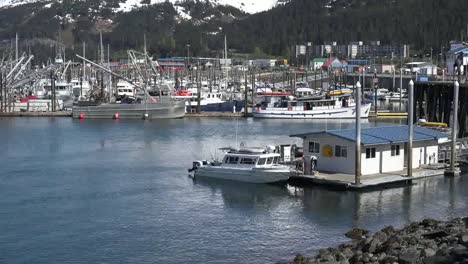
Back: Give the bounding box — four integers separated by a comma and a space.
253, 94, 371, 119
189, 146, 292, 183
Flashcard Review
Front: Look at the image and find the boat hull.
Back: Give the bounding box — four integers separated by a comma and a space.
186, 100, 245, 112
194, 167, 291, 183
72, 101, 186, 119
253, 103, 371, 119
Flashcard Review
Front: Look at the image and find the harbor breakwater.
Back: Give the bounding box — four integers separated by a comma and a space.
286, 217, 468, 264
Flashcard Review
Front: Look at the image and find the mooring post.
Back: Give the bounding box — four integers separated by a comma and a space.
445, 81, 460, 177
355, 81, 362, 185
407, 80, 414, 177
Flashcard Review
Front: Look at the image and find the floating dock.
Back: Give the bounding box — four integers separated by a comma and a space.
289, 166, 457, 191
0, 111, 72, 117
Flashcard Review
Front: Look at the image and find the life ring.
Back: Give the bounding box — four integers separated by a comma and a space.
288, 106, 292, 111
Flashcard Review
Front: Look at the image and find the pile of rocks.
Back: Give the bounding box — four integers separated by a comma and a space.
287, 217, 468, 264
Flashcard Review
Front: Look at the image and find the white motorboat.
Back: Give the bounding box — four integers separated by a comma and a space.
388, 92, 407, 102
253, 94, 371, 119
189, 146, 292, 183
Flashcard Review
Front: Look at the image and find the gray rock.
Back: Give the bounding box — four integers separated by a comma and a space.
452, 245, 468, 259
399, 249, 421, 264
422, 219, 439, 228
372, 232, 388, 244
382, 255, 398, 263
345, 228, 369, 240
423, 230, 451, 239
362, 239, 380, 253
422, 255, 455, 264
341, 248, 354, 258
381, 226, 395, 235
423, 248, 437, 257
461, 232, 468, 244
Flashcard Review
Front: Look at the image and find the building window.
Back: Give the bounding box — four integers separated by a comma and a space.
391, 145, 400, 156
335, 145, 348, 158
366, 148, 376, 159
309, 142, 320, 153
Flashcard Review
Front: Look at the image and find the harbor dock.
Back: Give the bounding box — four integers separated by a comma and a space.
0, 111, 72, 117
289, 167, 452, 191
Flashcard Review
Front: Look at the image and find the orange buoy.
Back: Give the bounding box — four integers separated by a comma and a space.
114, 113, 119, 119
79, 113, 84, 119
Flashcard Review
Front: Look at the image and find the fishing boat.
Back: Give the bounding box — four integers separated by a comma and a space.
253, 94, 371, 119
72, 97, 186, 119
184, 92, 245, 113
188, 146, 292, 183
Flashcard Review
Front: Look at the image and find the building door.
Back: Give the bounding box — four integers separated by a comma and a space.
310, 157, 317, 174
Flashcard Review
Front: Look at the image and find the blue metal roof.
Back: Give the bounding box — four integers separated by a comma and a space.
447, 47, 468, 55
290, 125, 448, 146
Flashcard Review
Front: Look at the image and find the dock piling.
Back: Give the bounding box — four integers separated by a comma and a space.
407, 80, 414, 177
355, 81, 362, 185
445, 81, 460, 177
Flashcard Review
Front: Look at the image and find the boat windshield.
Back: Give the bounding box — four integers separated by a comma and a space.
273, 157, 279, 164
257, 158, 266, 165
240, 158, 256, 165
224, 156, 239, 164
266, 157, 274, 165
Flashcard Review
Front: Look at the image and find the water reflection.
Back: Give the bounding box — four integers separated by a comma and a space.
192, 177, 291, 211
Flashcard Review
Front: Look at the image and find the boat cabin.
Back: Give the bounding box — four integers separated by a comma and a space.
219, 147, 282, 168
258, 95, 352, 111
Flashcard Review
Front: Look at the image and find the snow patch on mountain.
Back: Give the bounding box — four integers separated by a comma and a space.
0, 0, 284, 13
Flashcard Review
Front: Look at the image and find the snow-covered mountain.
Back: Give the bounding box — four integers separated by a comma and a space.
0, 0, 283, 14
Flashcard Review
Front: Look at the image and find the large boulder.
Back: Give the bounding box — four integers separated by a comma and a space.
398, 249, 420, 264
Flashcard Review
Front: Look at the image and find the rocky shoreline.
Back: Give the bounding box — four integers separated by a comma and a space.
286, 217, 468, 264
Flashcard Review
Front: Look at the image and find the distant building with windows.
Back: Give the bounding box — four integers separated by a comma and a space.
291, 126, 447, 176
307, 41, 409, 59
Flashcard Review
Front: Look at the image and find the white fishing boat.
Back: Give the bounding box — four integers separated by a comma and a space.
253, 95, 371, 119
188, 146, 292, 183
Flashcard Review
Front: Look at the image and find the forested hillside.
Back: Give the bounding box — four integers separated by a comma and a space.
0, 0, 466, 62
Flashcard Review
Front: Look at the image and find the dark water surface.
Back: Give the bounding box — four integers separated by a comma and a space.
0, 117, 466, 264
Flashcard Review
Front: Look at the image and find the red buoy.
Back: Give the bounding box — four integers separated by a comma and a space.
114, 113, 120, 119
79, 113, 84, 119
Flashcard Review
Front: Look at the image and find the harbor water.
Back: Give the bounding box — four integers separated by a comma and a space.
0, 117, 467, 263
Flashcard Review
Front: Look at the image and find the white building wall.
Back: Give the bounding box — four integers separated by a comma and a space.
411, 141, 439, 168
301, 135, 440, 175
303, 135, 355, 175
361, 149, 380, 175
380, 144, 404, 173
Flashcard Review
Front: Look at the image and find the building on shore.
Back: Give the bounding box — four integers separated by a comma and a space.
446, 43, 468, 76
291, 126, 448, 176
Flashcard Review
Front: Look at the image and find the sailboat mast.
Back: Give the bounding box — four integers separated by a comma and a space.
82, 42, 86, 79
224, 35, 228, 90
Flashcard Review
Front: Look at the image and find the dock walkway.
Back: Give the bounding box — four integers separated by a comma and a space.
289, 167, 453, 191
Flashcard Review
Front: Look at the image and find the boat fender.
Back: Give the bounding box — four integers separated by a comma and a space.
288, 106, 292, 111
114, 113, 120, 119
143, 113, 149, 120
79, 113, 84, 119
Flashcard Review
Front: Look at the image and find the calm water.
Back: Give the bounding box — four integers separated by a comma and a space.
0, 117, 467, 264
